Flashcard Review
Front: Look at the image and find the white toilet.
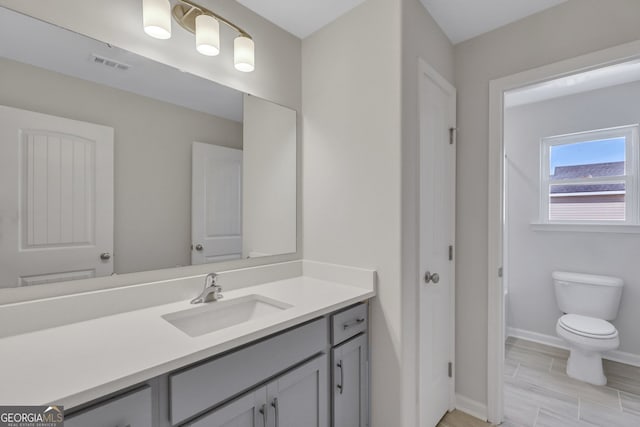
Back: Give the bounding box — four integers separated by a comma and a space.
553, 271, 624, 386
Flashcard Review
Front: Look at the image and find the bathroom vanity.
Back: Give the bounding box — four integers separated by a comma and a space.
0, 261, 375, 427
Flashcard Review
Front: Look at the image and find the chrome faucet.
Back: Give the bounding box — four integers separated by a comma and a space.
190, 273, 223, 304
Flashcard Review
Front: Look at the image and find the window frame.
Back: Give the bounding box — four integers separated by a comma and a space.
539, 124, 639, 225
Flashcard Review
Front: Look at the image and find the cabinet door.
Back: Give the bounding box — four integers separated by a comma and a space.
332, 333, 368, 427
186, 387, 267, 427
266, 354, 328, 427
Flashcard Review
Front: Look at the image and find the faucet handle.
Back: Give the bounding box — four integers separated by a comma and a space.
204, 272, 218, 287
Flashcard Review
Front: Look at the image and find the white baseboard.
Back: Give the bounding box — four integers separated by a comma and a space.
455, 394, 487, 422
507, 327, 640, 368
506, 327, 568, 349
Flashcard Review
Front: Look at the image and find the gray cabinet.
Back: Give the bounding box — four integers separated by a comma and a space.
331, 304, 367, 345
330, 303, 369, 427
170, 319, 327, 425
332, 334, 368, 427
187, 355, 328, 427
65, 386, 153, 427
266, 355, 328, 427
186, 388, 267, 427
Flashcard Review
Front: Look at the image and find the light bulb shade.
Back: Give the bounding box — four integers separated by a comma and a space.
234, 36, 255, 72
196, 15, 220, 56
143, 0, 171, 39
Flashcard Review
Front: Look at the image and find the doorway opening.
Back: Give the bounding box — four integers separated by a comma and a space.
488, 40, 640, 425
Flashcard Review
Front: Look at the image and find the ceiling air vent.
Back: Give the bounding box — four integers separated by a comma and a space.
90, 54, 131, 71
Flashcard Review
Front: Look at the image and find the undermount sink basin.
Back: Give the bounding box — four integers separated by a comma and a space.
162, 294, 292, 337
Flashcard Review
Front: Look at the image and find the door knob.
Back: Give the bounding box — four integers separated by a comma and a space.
194, 244, 203, 251
424, 271, 440, 284
100, 252, 111, 261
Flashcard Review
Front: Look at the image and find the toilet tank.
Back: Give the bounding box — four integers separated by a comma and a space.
553, 271, 623, 320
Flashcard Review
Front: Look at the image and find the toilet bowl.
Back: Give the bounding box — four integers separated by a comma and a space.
553, 271, 624, 386
556, 314, 619, 385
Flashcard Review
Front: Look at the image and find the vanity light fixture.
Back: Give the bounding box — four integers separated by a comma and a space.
142, 0, 255, 72
143, 0, 172, 40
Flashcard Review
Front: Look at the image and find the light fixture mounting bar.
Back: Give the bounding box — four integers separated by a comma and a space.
172, 0, 252, 39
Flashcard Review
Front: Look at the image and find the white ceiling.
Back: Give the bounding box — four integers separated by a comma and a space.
0, 7, 243, 122
236, 0, 567, 43
420, 0, 568, 44
236, 0, 365, 39
505, 60, 640, 108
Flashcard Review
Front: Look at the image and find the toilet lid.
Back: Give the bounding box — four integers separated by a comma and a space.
559, 314, 617, 338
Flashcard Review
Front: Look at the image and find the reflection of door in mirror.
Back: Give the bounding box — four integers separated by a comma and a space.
191, 142, 243, 264
0, 105, 114, 287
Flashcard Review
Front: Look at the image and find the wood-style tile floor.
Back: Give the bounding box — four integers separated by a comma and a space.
503, 337, 640, 426
437, 410, 492, 427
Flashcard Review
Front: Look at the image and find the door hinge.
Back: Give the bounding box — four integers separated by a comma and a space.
448, 245, 453, 261
449, 127, 456, 145
448, 362, 453, 378
498, 267, 503, 278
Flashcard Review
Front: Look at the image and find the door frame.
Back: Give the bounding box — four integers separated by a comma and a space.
417, 58, 457, 424
486, 39, 640, 424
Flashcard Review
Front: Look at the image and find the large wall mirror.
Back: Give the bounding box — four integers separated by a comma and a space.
0, 7, 297, 289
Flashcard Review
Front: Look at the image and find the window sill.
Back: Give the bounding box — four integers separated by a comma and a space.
530, 223, 640, 234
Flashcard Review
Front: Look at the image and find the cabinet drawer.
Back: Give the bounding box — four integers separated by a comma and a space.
65, 386, 152, 427
331, 303, 367, 345
169, 318, 328, 425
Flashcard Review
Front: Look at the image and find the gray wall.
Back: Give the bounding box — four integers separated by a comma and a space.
302, 0, 403, 425
454, 0, 640, 406
400, 0, 454, 424
0, 58, 243, 276
505, 81, 640, 356
303, 0, 454, 425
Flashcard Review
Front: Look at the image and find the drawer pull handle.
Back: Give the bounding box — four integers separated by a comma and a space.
259, 403, 267, 426
343, 318, 365, 330
337, 360, 344, 394
271, 397, 280, 427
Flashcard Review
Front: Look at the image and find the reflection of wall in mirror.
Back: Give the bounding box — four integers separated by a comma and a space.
0, 57, 243, 277
242, 95, 297, 258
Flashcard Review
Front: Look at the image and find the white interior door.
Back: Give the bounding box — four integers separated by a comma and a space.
191, 142, 242, 264
0, 105, 114, 287
418, 61, 457, 427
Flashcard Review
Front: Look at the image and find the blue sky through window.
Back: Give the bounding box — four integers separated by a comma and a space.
550, 137, 625, 174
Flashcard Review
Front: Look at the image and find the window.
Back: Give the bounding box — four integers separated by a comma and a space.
540, 125, 639, 225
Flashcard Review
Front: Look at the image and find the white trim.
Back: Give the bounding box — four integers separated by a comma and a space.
417, 58, 457, 422
606, 348, 640, 368
530, 223, 640, 233
455, 394, 488, 422
507, 327, 640, 368
550, 191, 626, 197
488, 38, 640, 425
507, 326, 569, 349
487, 73, 505, 427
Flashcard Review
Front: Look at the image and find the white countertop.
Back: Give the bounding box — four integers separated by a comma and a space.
0, 261, 375, 408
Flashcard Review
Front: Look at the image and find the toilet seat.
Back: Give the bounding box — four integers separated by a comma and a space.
558, 314, 618, 339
